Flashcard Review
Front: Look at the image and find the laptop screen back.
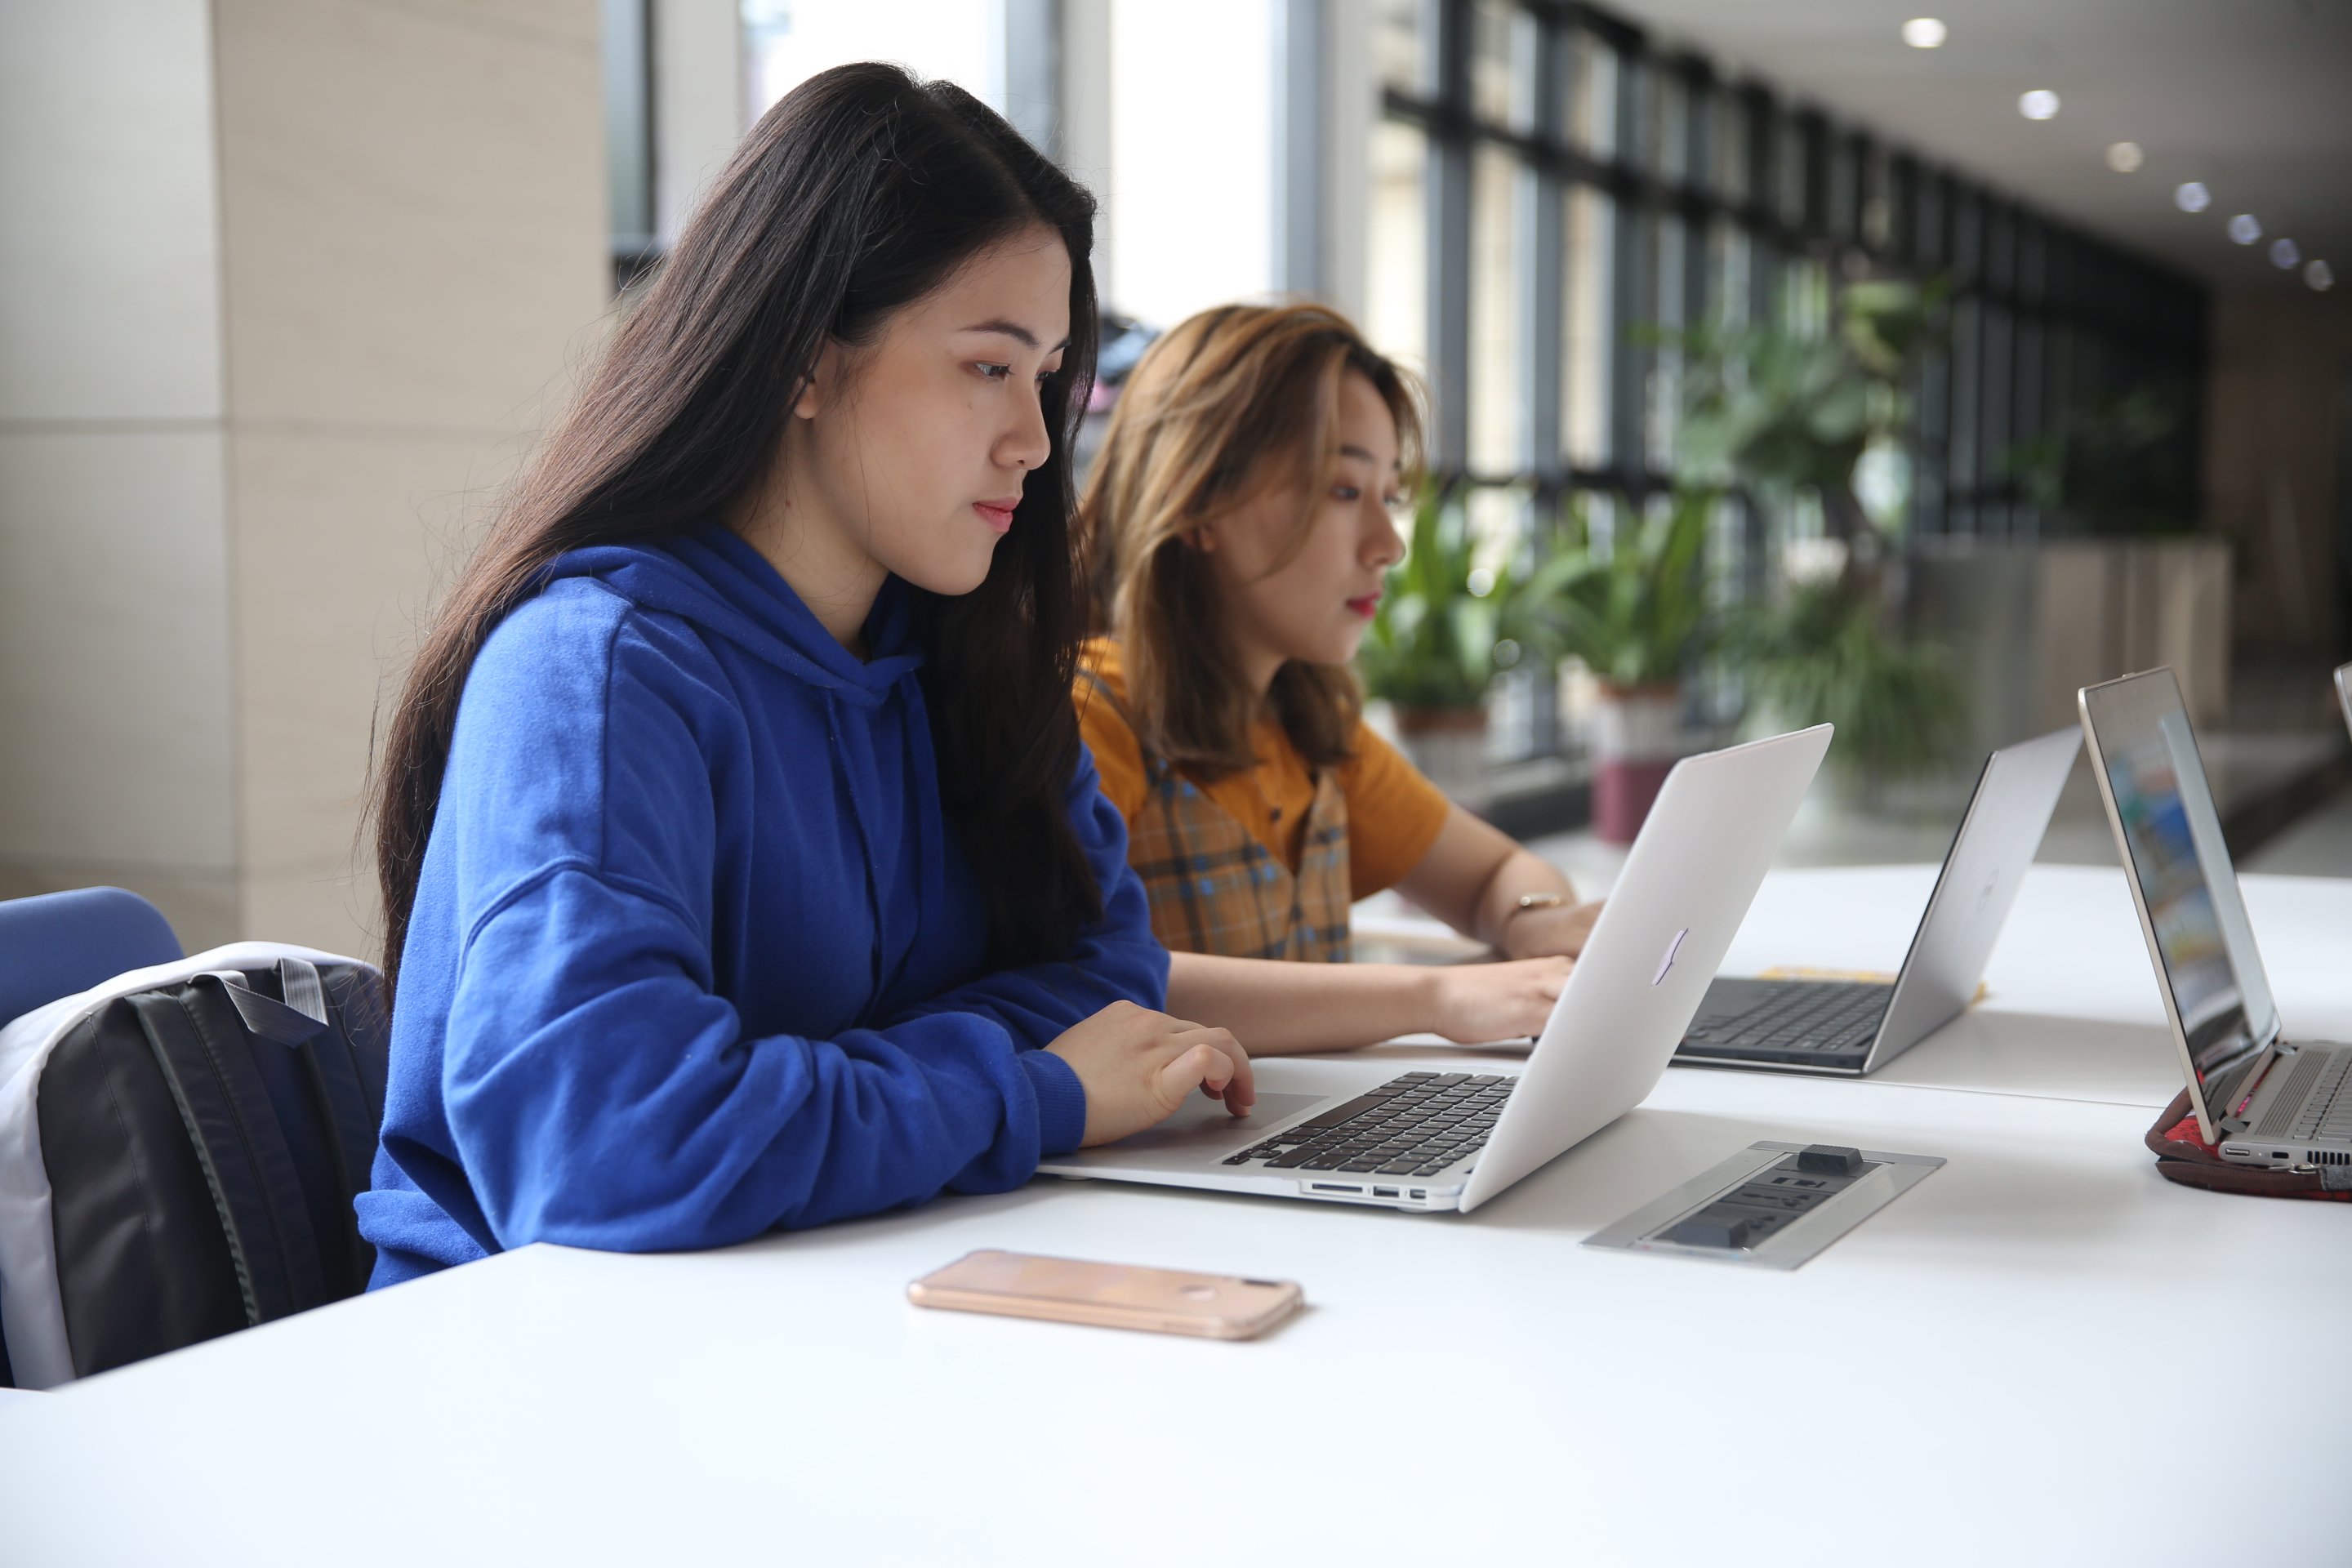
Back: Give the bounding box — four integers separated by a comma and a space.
2082, 671, 2278, 1116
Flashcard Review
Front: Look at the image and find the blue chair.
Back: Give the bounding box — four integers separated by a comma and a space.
0, 887, 185, 1032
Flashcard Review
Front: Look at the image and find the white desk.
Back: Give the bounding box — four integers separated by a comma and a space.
4, 867, 2349, 1566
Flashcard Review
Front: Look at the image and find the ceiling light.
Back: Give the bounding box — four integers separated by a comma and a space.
2019, 90, 2060, 121
2308, 261, 2335, 292
1902, 17, 1946, 48
2175, 182, 2211, 212
2229, 214, 2262, 244
2270, 238, 2301, 269
2105, 142, 2143, 172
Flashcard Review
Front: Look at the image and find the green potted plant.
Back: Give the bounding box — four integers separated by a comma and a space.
1358, 483, 1538, 808
1663, 277, 1970, 793
1732, 574, 1967, 796
1524, 487, 1714, 842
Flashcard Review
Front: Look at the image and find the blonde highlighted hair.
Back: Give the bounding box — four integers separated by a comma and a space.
1082, 302, 1426, 778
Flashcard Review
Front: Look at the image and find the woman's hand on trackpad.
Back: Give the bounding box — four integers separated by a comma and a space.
1046, 1000, 1256, 1147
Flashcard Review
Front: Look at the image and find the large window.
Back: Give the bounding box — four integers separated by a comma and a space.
1365, 0, 2207, 757
1367, 0, 2203, 511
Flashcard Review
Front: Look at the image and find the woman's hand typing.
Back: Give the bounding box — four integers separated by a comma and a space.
1046, 1000, 1256, 1147
1423, 955, 1573, 1043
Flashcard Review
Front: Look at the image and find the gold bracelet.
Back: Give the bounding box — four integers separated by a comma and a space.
1507, 892, 1568, 921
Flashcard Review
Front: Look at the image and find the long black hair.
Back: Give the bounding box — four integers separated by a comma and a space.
372, 64, 1102, 1003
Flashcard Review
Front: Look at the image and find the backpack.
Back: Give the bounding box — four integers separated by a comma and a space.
0, 943, 388, 1388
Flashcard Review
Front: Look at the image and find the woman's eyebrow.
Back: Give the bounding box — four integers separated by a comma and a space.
1335, 443, 1392, 466
960, 318, 1071, 353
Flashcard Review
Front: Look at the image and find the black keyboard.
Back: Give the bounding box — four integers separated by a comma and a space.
1218, 1071, 1510, 1179
1677, 980, 1891, 1067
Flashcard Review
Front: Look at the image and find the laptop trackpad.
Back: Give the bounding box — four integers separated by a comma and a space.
1101, 1092, 1325, 1156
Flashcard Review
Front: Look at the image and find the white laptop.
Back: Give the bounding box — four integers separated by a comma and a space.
1039, 724, 1833, 1213
2079, 667, 2352, 1165
1675, 724, 2082, 1076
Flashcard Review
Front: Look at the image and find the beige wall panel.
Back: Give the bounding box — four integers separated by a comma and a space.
241, 865, 378, 961
2034, 544, 2114, 731
224, 426, 528, 956
208, 0, 608, 959
0, 0, 223, 423
0, 430, 235, 867
211, 0, 607, 434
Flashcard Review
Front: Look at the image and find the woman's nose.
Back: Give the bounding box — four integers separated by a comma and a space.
1365, 498, 1406, 567
999, 390, 1052, 472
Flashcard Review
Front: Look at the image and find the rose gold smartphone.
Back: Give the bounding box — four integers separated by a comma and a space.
906, 1250, 1303, 1340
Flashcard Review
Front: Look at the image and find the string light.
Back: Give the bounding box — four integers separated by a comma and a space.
2174, 182, 2211, 212
2228, 214, 2262, 245
1901, 18, 1947, 48
2018, 89, 2060, 120
2106, 142, 2143, 172
2270, 238, 2301, 270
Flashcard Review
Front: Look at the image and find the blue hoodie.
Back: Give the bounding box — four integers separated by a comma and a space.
356, 528, 1166, 1285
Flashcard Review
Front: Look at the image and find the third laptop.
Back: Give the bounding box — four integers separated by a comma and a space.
1674, 724, 2082, 1076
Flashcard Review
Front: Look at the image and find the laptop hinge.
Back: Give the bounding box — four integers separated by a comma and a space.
2213, 1045, 2282, 1136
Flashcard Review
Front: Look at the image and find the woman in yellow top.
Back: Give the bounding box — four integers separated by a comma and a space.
1077, 301, 1600, 1054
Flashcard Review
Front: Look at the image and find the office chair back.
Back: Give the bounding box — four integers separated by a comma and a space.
0, 888, 183, 1029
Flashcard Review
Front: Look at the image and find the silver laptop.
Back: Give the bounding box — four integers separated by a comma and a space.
1675, 724, 2082, 1077
1038, 724, 1832, 1214
2080, 667, 2352, 1165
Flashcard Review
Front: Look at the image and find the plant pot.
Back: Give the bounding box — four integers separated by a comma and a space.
1395, 706, 1490, 812
1591, 683, 1682, 844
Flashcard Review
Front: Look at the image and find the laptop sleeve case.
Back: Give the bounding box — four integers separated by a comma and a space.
2145, 1089, 2352, 1201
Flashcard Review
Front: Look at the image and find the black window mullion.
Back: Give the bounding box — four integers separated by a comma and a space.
1610, 32, 1648, 487
1524, 10, 1567, 483
1427, 0, 1474, 473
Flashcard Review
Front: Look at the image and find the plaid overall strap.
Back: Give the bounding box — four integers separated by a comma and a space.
1080, 669, 1354, 963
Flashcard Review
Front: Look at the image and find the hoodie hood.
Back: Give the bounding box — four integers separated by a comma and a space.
546, 526, 922, 709
548, 524, 943, 1022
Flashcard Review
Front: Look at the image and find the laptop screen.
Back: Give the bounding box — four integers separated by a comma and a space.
2095, 694, 2277, 1092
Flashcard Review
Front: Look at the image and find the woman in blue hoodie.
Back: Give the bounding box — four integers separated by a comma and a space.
355, 65, 1251, 1284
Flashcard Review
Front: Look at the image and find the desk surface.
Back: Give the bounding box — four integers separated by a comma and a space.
4, 866, 2349, 1566
1726, 862, 2352, 1107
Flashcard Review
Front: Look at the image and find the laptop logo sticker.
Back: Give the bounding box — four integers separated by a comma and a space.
1652, 927, 1690, 987
1976, 869, 2000, 913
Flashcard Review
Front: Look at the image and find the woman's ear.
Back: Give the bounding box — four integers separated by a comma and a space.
1189, 522, 1218, 554
793, 341, 845, 421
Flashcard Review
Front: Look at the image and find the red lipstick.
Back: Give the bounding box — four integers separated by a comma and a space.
1346, 591, 1382, 619
973, 498, 1018, 535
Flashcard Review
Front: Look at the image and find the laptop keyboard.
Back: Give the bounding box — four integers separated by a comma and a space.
2288, 1050, 2352, 1143
1677, 981, 1891, 1067
1218, 1071, 1510, 1178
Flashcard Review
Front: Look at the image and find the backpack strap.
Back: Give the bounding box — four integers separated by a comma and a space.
203, 964, 330, 1046
129, 982, 329, 1325
292, 965, 387, 1294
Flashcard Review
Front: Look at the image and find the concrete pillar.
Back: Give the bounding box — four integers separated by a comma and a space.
0, 1, 608, 959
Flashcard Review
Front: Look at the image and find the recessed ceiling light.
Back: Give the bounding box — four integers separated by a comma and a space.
2175, 182, 2211, 212
2229, 214, 2263, 245
2019, 89, 2060, 120
2270, 238, 2301, 269
1902, 17, 1947, 48
2308, 260, 2335, 292
2106, 141, 2144, 172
